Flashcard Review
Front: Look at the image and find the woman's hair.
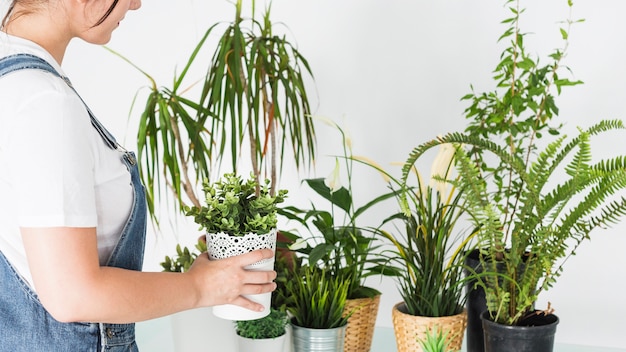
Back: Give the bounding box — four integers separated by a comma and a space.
2, 0, 120, 29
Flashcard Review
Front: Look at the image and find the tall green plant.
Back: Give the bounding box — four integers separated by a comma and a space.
400, 121, 626, 325
398, 0, 626, 326
370, 144, 476, 317
107, 0, 316, 224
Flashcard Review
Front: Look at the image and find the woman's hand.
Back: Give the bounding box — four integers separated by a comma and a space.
186, 248, 277, 312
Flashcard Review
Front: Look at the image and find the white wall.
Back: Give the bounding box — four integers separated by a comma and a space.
54, 0, 626, 349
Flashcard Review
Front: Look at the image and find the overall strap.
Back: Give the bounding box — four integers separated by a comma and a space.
0, 53, 119, 150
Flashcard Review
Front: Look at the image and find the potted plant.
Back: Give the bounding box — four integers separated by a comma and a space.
235, 307, 289, 352
418, 326, 460, 352
106, 0, 316, 224
284, 263, 352, 352
162, 236, 294, 352
366, 143, 475, 352
279, 120, 396, 351
185, 172, 287, 320
397, 3, 626, 351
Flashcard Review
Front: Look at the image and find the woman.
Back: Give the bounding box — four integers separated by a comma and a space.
0, 0, 277, 350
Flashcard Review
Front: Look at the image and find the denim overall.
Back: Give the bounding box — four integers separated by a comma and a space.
0, 54, 147, 351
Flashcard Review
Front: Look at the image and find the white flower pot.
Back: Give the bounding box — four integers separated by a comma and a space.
207, 229, 277, 321
237, 333, 287, 352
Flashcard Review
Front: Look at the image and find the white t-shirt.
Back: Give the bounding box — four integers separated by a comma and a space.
0, 33, 133, 290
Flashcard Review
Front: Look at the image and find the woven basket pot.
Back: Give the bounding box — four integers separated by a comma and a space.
391, 302, 467, 352
342, 294, 381, 352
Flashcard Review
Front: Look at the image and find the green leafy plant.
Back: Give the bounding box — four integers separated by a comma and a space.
367, 144, 476, 317
418, 326, 458, 352
235, 307, 288, 339
186, 172, 287, 236
395, 0, 626, 328
279, 121, 397, 299
284, 264, 352, 329
160, 240, 207, 273
106, 0, 316, 224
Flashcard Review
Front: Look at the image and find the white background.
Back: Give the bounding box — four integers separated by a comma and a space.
10, 0, 626, 348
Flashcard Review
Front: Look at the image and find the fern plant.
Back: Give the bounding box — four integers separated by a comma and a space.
395, 0, 626, 327
399, 120, 626, 326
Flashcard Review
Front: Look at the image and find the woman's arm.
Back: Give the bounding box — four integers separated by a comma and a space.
21, 227, 276, 324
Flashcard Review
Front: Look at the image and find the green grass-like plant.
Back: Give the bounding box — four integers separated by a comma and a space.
418, 326, 459, 352
365, 144, 476, 318
285, 264, 351, 329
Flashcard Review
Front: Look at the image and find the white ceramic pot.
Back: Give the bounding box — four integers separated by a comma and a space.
237, 333, 287, 352
207, 229, 277, 321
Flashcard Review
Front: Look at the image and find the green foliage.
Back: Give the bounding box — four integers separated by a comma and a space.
235, 307, 288, 339
284, 264, 351, 329
395, 0, 626, 327
401, 122, 626, 325
370, 144, 476, 317
460, 0, 583, 207
279, 122, 397, 299
160, 240, 207, 273
106, 0, 316, 225
418, 326, 458, 352
186, 173, 287, 236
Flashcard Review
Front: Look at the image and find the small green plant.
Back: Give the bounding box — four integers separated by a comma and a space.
418, 326, 457, 352
160, 240, 207, 273
186, 172, 287, 236
285, 264, 351, 329
235, 307, 289, 339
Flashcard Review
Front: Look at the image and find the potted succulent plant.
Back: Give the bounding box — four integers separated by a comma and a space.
367, 143, 475, 352
185, 172, 287, 320
398, 2, 626, 351
279, 120, 396, 352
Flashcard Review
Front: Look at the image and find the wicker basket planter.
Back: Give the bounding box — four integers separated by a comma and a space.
391, 302, 467, 352
342, 294, 381, 352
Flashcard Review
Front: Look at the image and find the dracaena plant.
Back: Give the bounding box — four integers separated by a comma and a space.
399, 0, 626, 327
106, 0, 316, 225
279, 120, 397, 299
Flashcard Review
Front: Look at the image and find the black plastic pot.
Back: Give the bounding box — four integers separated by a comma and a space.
464, 249, 532, 352
481, 310, 559, 352
463, 249, 485, 352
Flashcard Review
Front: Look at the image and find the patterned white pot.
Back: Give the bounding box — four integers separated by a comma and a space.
207, 229, 277, 321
